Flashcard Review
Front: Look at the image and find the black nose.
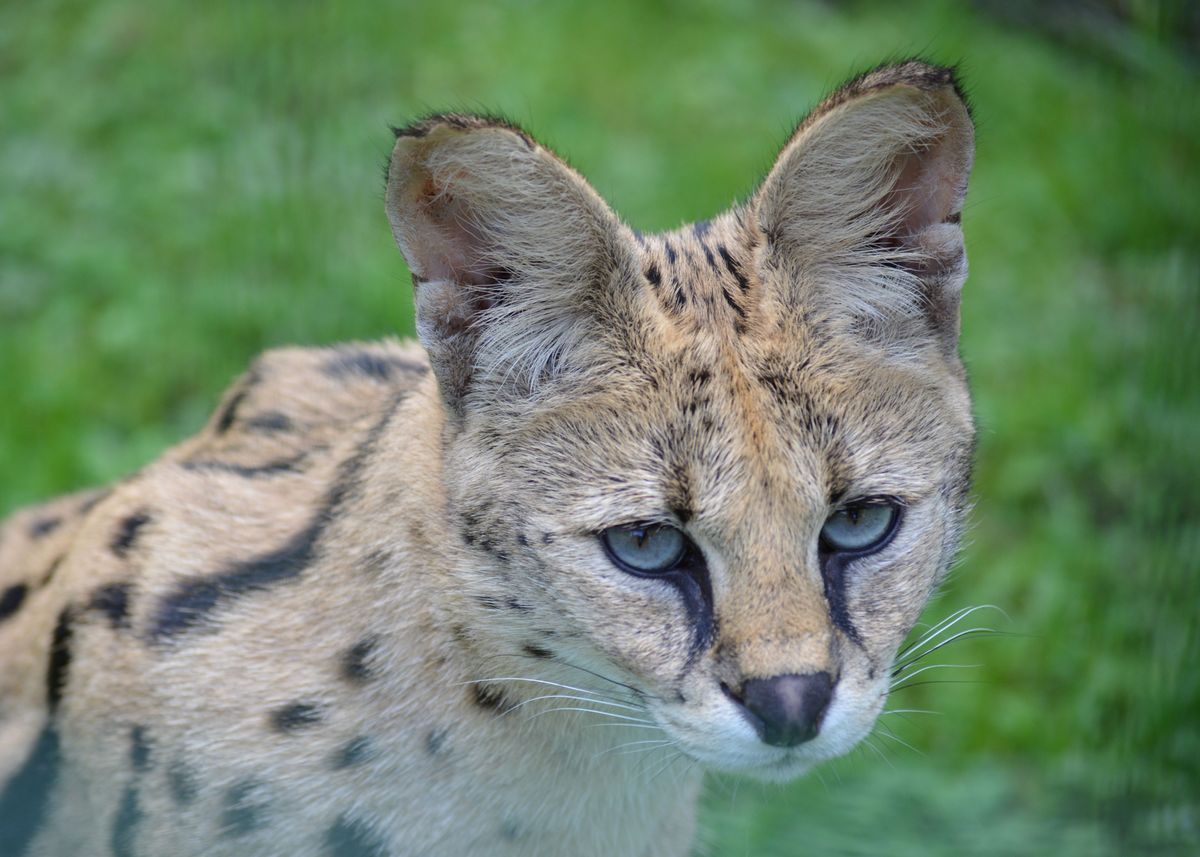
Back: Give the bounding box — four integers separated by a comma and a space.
728, 672, 834, 748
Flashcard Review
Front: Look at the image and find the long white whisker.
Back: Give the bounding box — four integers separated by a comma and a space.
456, 676, 628, 702
893, 626, 1000, 674
890, 662, 980, 687
525, 706, 655, 725
881, 708, 941, 716
502, 693, 644, 716
897, 605, 1006, 661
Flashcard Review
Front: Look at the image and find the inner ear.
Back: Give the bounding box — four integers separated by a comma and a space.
405, 175, 506, 289
886, 128, 968, 239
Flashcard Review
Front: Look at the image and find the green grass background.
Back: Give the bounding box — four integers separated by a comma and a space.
1, 0, 1196, 853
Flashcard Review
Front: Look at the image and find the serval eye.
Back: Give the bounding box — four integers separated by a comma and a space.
601, 523, 687, 574
820, 499, 900, 555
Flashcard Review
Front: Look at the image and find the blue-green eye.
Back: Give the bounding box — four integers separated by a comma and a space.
820, 500, 900, 554
602, 524, 687, 574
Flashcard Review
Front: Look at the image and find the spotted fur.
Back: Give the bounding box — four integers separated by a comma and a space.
0, 61, 975, 856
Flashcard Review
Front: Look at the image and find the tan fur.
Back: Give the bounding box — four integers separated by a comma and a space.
0, 61, 975, 856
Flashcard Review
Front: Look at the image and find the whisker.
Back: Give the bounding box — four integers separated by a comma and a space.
874, 723, 923, 756
881, 708, 940, 716
892, 628, 1008, 676
896, 604, 1007, 661
455, 676, 631, 703
890, 662, 980, 687
889, 678, 986, 693
501, 693, 645, 717
525, 706, 655, 725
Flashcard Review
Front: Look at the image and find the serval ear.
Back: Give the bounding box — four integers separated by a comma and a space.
385, 115, 635, 412
751, 61, 974, 354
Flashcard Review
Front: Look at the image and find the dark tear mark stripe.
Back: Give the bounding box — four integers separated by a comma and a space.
0, 583, 28, 622
111, 786, 142, 857
111, 512, 151, 558
180, 453, 307, 478
820, 554, 861, 644
149, 398, 402, 642
0, 725, 60, 857
717, 245, 750, 292
46, 608, 73, 711
325, 813, 390, 857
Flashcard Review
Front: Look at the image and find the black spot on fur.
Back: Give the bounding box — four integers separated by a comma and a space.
244, 411, 294, 433
111, 512, 151, 558
180, 453, 306, 478
90, 582, 132, 629
522, 643, 553, 659
644, 263, 661, 288
692, 219, 711, 238
46, 608, 73, 711
425, 728, 449, 756
0, 724, 60, 857
342, 638, 377, 684
323, 349, 428, 382
222, 780, 269, 837
215, 388, 250, 434
167, 761, 198, 806
0, 583, 28, 622
717, 245, 750, 292
664, 241, 678, 265
28, 516, 61, 539
471, 683, 512, 715
324, 813, 389, 857
111, 785, 142, 857
151, 399, 400, 641
516, 533, 530, 548
272, 702, 324, 733
130, 726, 151, 772
670, 275, 687, 311
541, 532, 554, 545
334, 736, 375, 769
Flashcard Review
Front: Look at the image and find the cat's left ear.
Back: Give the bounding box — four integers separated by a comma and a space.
751, 61, 974, 353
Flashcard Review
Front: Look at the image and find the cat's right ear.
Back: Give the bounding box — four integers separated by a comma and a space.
385, 115, 634, 413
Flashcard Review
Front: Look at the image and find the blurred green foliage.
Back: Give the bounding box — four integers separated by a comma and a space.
1, 0, 1196, 853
